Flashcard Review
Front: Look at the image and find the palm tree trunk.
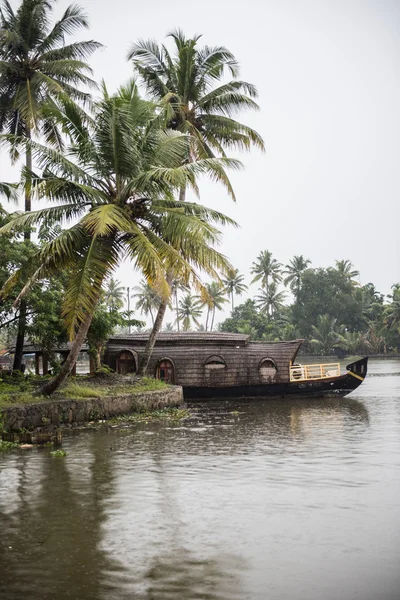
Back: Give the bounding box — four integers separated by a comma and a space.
211, 308, 215, 332
179, 186, 186, 203
138, 184, 187, 375
13, 126, 32, 372
138, 295, 169, 376
175, 290, 180, 332
24, 125, 32, 223
12, 304, 26, 372
231, 291, 234, 312
205, 307, 210, 331
36, 310, 94, 395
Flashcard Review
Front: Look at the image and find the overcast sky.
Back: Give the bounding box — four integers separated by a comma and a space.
1, 0, 399, 326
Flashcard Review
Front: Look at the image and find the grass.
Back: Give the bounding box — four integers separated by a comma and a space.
0, 388, 38, 408
62, 382, 103, 399
111, 377, 168, 395
0, 375, 169, 409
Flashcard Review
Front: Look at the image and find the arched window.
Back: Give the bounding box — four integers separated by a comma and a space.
117, 350, 136, 375
259, 358, 277, 382
204, 355, 226, 371
156, 359, 175, 384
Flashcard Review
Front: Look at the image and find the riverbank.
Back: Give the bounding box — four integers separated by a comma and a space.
0, 376, 184, 436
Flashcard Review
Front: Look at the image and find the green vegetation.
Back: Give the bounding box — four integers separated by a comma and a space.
110, 407, 189, 424
50, 449, 67, 457
0, 439, 19, 451
219, 253, 400, 355
0, 0, 101, 371
0, 376, 169, 409
119, 377, 168, 393
63, 382, 103, 399
0, 384, 37, 408
0, 7, 263, 389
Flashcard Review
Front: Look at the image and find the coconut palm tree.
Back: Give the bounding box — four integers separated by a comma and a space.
128, 29, 264, 192
104, 278, 125, 312
384, 285, 400, 333
310, 315, 340, 355
178, 293, 203, 331
170, 277, 189, 332
334, 260, 359, 283
283, 255, 311, 297
0, 82, 237, 394
129, 31, 264, 365
203, 281, 228, 331
337, 330, 368, 355
222, 268, 247, 311
366, 324, 386, 354
251, 250, 282, 295
133, 280, 161, 326
0, 0, 101, 370
255, 282, 286, 317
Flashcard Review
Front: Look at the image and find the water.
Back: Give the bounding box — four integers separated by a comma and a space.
1, 359, 399, 600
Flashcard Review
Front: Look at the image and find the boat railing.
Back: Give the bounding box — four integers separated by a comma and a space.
290, 363, 341, 382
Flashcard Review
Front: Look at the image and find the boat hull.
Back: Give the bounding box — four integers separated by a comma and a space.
183, 357, 368, 400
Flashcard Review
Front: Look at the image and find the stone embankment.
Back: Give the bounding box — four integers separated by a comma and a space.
2, 386, 183, 432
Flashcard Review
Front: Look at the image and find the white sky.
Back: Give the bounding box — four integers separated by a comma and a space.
1, 0, 399, 327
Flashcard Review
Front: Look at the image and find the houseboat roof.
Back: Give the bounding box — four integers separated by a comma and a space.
109, 332, 251, 346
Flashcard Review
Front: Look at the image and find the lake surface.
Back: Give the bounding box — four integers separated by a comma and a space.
1, 359, 399, 600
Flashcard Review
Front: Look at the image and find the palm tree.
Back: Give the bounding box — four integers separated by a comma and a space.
366, 324, 386, 354
203, 281, 228, 331
178, 293, 203, 331
255, 282, 286, 317
251, 250, 282, 295
128, 30, 264, 197
133, 280, 161, 326
384, 285, 400, 333
104, 278, 125, 312
0, 82, 236, 394
0, 0, 101, 370
283, 255, 311, 297
337, 330, 368, 355
170, 278, 189, 332
335, 260, 359, 283
310, 315, 340, 355
222, 268, 247, 311
129, 31, 264, 366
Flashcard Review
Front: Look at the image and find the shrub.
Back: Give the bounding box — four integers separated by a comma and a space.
95, 365, 114, 376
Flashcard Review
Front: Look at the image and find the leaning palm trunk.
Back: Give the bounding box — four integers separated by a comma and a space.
137, 292, 170, 376
13, 126, 32, 372
211, 308, 216, 332
175, 290, 180, 332
138, 183, 188, 375
37, 310, 94, 395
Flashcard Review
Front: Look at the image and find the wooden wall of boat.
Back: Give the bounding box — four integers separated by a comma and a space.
104, 333, 303, 388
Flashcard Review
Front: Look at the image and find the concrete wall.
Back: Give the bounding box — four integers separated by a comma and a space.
1, 386, 183, 432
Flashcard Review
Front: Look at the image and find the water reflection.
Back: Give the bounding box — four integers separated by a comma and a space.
0, 436, 119, 600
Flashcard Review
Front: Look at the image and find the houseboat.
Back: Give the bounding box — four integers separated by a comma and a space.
104, 332, 368, 399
